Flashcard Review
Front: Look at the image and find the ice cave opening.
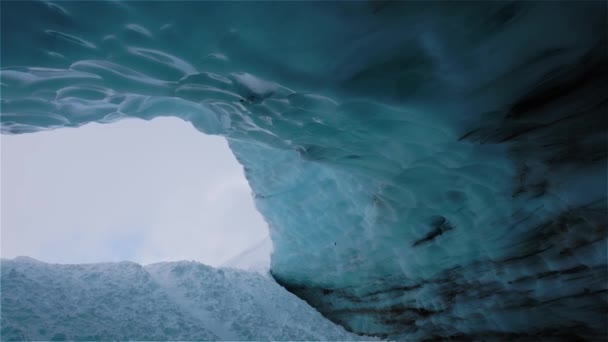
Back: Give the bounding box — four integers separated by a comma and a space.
0, 117, 271, 269
1, 1, 606, 340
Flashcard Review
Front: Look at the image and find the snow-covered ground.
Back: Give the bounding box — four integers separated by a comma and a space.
1, 257, 372, 341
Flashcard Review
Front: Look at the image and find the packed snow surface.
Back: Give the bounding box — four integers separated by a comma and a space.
1, 257, 370, 341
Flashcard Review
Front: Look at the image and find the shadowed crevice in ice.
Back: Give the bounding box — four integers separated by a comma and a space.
412, 216, 454, 247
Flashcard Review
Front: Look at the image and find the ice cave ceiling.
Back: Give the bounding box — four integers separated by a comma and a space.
1, 1, 607, 340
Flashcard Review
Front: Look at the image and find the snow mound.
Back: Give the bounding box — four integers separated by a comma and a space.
1, 257, 372, 341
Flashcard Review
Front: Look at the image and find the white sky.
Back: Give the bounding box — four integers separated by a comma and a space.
0, 117, 270, 268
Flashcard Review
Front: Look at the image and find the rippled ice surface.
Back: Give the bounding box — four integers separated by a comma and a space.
1, 1, 607, 340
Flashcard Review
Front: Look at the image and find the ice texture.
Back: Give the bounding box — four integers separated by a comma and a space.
1, 1, 607, 340
1, 257, 368, 341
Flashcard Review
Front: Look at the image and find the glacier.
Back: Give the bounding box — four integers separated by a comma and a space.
1, 257, 366, 341
1, 1, 607, 341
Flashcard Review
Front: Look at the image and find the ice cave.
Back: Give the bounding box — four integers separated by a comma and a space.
1, 1, 607, 341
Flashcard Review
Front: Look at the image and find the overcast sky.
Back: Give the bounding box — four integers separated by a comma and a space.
1, 117, 270, 268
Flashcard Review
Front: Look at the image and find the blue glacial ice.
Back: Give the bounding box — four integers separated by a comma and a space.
1, 1, 607, 340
